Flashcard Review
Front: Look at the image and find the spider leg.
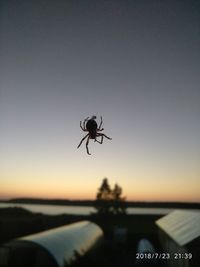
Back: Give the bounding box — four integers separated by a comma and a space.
83, 117, 89, 129
80, 121, 86, 131
86, 135, 91, 155
80, 117, 89, 131
97, 128, 104, 131
103, 133, 112, 140
77, 134, 89, 148
96, 133, 112, 144
95, 135, 103, 144
98, 116, 104, 130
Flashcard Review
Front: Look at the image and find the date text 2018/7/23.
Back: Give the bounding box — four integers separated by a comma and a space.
136, 252, 192, 260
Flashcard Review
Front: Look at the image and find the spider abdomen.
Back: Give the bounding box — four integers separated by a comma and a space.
86, 119, 97, 139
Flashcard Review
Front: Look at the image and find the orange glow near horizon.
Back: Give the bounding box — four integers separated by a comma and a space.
1, 152, 200, 203
1, 191, 200, 203
1, 170, 199, 203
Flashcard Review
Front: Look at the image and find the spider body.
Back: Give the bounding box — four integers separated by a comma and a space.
86, 119, 98, 139
77, 116, 112, 155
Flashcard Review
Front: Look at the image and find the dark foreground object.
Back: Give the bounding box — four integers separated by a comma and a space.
0, 207, 162, 267
0, 221, 103, 267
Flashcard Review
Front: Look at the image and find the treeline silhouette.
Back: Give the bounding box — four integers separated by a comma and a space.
1, 198, 200, 209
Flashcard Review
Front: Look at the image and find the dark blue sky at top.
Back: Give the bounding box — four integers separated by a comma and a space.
0, 0, 200, 200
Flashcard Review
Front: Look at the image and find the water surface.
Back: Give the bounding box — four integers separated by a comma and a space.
0, 203, 176, 215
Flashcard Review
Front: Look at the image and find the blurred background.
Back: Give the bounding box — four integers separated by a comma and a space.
1, 0, 200, 202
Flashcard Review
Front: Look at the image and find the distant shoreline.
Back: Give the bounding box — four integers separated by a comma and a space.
0, 198, 199, 209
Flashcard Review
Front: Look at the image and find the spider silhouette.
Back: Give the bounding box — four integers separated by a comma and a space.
77, 116, 112, 155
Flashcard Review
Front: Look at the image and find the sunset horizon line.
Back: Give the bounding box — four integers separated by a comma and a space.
0, 196, 200, 204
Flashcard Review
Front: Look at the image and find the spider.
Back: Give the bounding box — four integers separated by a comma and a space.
77, 116, 112, 155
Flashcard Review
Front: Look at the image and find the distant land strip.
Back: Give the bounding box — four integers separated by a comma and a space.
0, 198, 200, 209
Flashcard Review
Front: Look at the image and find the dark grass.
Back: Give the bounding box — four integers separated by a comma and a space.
0, 207, 89, 245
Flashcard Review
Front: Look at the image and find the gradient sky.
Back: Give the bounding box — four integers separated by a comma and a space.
1, 0, 200, 202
